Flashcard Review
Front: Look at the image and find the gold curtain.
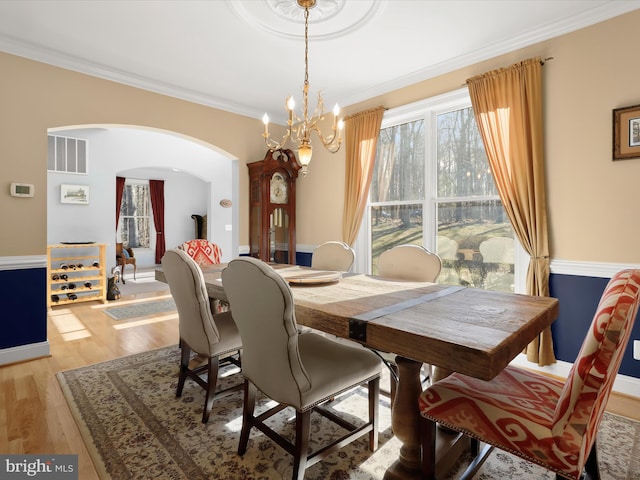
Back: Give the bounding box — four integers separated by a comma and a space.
342, 106, 385, 245
467, 57, 555, 366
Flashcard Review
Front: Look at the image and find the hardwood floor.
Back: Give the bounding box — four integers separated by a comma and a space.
0, 289, 179, 480
1, 287, 638, 479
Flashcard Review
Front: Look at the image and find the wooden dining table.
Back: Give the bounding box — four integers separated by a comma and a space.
157, 262, 559, 479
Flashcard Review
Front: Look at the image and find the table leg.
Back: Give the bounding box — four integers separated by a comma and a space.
431, 366, 453, 383
383, 357, 470, 480
383, 356, 422, 480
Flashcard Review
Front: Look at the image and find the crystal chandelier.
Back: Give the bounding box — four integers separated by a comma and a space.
262, 0, 343, 176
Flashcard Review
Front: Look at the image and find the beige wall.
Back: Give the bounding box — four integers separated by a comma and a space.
320, 9, 640, 264
0, 52, 266, 256
3, 10, 640, 263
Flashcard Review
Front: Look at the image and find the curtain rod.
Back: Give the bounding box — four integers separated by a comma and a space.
122, 177, 164, 183
461, 57, 554, 87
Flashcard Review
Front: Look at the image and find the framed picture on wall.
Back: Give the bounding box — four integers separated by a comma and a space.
613, 104, 640, 160
60, 184, 90, 204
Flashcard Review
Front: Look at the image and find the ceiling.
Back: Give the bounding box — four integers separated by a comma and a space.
1, 0, 639, 124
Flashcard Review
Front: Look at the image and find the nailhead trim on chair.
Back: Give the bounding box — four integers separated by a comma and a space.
418, 269, 640, 480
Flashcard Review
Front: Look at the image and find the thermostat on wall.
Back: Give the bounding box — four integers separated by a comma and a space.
10, 183, 35, 197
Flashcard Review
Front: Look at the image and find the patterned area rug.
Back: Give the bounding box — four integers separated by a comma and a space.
57, 346, 640, 479
103, 298, 176, 320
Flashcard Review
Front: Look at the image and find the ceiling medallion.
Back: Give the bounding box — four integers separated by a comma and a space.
227, 0, 383, 40
266, 0, 344, 24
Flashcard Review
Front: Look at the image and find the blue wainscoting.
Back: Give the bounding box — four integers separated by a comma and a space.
296, 251, 312, 267
549, 273, 640, 378
240, 252, 312, 266
0, 267, 47, 349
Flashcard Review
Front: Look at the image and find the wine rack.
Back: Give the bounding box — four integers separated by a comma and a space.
47, 243, 107, 308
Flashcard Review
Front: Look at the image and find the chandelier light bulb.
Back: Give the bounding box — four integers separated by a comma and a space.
260, 0, 343, 175
298, 142, 313, 177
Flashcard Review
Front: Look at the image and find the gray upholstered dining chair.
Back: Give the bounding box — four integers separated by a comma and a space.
161, 248, 242, 423
311, 241, 355, 272
375, 244, 442, 402
221, 256, 382, 480
377, 244, 442, 282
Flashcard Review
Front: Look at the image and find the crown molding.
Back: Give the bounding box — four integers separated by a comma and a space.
340, 2, 640, 108
0, 33, 266, 121
1, 2, 638, 120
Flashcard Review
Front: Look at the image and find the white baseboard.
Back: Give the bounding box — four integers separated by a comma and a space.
510, 353, 640, 398
296, 244, 316, 254
0, 341, 50, 366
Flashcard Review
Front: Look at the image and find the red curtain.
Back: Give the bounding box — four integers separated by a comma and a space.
149, 180, 165, 264
115, 176, 126, 229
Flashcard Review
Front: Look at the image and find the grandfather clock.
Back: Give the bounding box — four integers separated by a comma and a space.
248, 149, 301, 264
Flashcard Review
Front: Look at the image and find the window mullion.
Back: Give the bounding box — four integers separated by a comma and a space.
424, 110, 437, 252
361, 88, 521, 292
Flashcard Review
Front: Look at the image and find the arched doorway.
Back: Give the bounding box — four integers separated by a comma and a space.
47, 125, 238, 271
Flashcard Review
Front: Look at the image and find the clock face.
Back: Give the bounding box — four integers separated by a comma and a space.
270, 172, 288, 204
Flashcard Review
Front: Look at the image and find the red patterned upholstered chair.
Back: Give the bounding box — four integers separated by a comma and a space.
179, 239, 222, 267
178, 240, 225, 312
419, 269, 640, 480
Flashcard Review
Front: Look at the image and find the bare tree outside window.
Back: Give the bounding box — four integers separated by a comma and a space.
370, 120, 425, 270
119, 183, 151, 248
369, 102, 515, 292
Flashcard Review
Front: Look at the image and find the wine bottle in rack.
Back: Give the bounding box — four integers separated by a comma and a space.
48, 243, 106, 307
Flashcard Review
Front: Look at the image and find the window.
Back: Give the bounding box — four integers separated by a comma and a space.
370, 119, 426, 268
47, 135, 88, 174
119, 181, 151, 248
365, 90, 517, 292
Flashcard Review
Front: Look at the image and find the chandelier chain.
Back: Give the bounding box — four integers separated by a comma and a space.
304, 6, 309, 87
302, 5, 310, 127
261, 0, 343, 176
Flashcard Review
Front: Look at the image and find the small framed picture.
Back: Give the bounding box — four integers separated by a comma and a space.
60, 184, 90, 204
613, 104, 640, 160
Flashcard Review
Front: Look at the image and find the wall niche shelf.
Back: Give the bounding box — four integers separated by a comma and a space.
47, 243, 107, 308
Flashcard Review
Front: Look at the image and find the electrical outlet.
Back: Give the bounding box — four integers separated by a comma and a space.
225, 224, 232, 231
634, 340, 640, 360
